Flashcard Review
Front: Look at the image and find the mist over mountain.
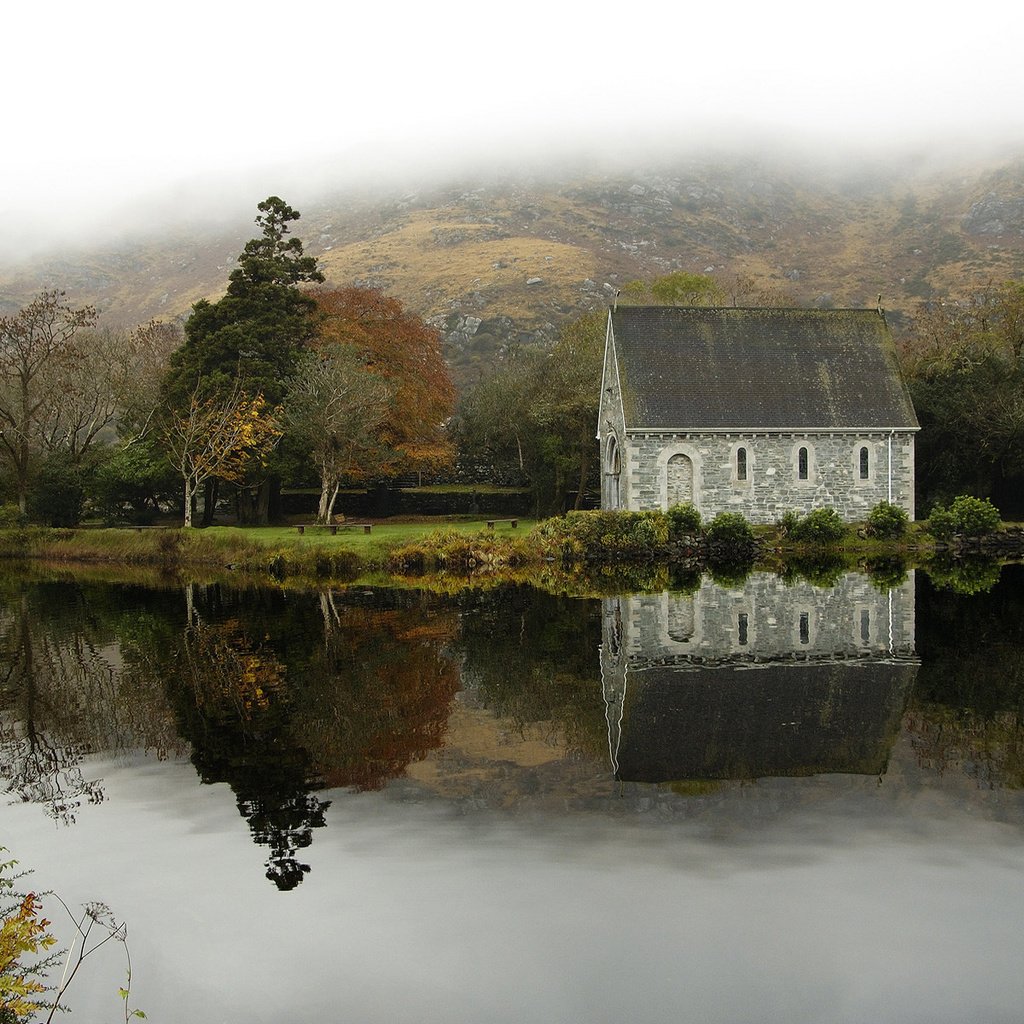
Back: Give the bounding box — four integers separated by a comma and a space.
3, 147, 1023, 386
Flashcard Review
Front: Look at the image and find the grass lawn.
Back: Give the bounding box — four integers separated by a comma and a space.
203, 518, 538, 554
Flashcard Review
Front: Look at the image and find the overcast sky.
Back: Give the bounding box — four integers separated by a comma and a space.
4, 0, 1024, 255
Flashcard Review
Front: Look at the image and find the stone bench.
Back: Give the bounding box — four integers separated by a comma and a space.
296, 523, 372, 535
486, 519, 518, 529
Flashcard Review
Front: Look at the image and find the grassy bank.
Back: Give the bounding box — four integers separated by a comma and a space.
0, 513, 1018, 593
0, 519, 541, 584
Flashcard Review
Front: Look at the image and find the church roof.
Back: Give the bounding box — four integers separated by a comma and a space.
609, 306, 919, 430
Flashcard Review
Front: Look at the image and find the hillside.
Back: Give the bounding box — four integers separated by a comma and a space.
2, 152, 1023, 386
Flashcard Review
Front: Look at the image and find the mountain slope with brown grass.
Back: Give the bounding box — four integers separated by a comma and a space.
2, 152, 1023, 385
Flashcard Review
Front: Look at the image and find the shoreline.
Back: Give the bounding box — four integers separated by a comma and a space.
1, 519, 1021, 594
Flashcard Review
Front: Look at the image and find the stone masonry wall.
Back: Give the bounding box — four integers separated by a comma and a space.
623, 431, 915, 523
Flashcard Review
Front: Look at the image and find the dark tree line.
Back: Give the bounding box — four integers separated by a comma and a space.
898, 281, 1024, 516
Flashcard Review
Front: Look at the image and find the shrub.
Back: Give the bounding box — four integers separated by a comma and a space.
948, 495, 1001, 536
0, 503, 27, 529
666, 502, 702, 538
26, 450, 84, 527
927, 495, 1001, 538
706, 513, 757, 581
926, 506, 958, 539
788, 507, 846, 544
90, 441, 177, 524
536, 510, 669, 562
778, 510, 801, 537
865, 500, 909, 540
704, 512, 754, 548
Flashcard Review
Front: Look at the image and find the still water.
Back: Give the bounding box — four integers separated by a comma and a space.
2, 566, 1023, 1023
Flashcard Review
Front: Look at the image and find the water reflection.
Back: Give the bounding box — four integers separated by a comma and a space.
166, 584, 460, 888
601, 573, 918, 782
6, 566, 1024, 887
0, 582, 185, 822
911, 565, 1024, 788
0, 580, 461, 888
4, 568, 1024, 1024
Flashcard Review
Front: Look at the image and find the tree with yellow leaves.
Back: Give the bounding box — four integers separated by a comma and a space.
162, 382, 281, 527
1, 877, 57, 1022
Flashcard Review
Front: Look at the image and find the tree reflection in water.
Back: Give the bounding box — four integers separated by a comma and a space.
911, 564, 1024, 788
0, 582, 183, 824
167, 585, 459, 888
169, 613, 329, 890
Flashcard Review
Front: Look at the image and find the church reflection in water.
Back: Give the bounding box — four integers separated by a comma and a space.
600, 573, 918, 783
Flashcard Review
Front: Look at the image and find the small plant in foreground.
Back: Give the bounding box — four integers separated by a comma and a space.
536, 510, 669, 561
777, 510, 800, 537
704, 512, 754, 548
1, 850, 144, 1023
704, 513, 757, 581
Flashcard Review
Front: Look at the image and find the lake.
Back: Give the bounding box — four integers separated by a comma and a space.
2, 564, 1023, 1023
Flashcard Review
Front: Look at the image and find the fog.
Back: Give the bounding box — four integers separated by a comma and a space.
4, 0, 1024, 259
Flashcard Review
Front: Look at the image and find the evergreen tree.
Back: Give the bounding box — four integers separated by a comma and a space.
163, 196, 324, 408
160, 197, 323, 523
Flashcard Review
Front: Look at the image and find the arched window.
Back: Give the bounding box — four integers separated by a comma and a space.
608, 436, 620, 475
736, 447, 747, 481
798, 446, 809, 481
859, 446, 869, 480
666, 453, 694, 506
605, 436, 621, 509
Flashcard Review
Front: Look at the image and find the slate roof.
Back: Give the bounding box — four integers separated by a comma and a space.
609, 306, 919, 430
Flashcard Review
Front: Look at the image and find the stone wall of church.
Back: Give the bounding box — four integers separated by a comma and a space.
620, 431, 915, 523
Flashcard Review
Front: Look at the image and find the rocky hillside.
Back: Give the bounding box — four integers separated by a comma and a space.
2, 152, 1023, 386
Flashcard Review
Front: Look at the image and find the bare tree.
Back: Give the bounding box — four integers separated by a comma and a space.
283, 345, 391, 523
0, 291, 96, 510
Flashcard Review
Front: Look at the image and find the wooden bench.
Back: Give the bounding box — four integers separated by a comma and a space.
486, 519, 518, 529
296, 523, 372, 535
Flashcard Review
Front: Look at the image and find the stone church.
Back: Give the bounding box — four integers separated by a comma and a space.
597, 306, 919, 522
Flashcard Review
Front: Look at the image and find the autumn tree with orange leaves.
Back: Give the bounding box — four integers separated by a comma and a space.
309, 287, 455, 482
